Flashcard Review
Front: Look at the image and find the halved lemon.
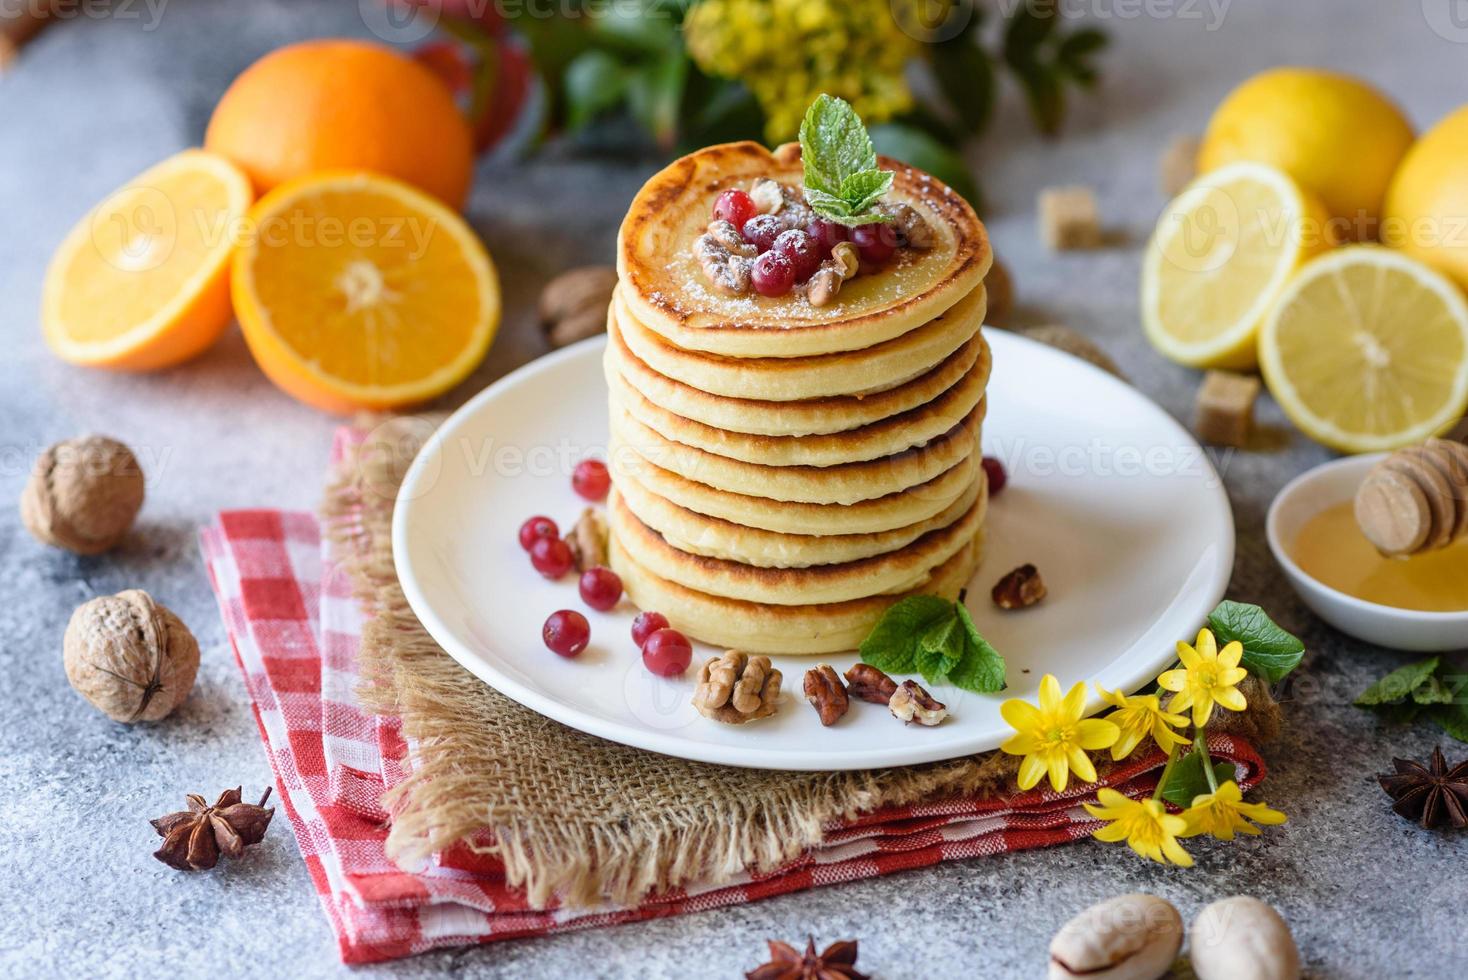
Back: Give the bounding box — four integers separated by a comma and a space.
1259, 247, 1468, 453
1142, 162, 1329, 369
232, 171, 500, 413
42, 149, 253, 370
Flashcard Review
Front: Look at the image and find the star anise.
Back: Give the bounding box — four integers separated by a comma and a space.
151, 787, 275, 870
746, 937, 868, 980
1378, 747, 1468, 829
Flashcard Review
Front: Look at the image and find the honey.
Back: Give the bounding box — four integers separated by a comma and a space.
1291, 500, 1468, 612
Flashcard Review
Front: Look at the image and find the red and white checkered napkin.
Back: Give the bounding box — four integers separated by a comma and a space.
200, 490, 1266, 964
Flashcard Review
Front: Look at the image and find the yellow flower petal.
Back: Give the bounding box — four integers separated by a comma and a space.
1161, 835, 1194, 867
1046, 750, 1070, 793
1068, 746, 1098, 785
1218, 666, 1250, 687
1213, 687, 1248, 713
1190, 692, 1215, 727
1111, 729, 1144, 761
1002, 732, 1041, 755
1195, 628, 1217, 659
1175, 640, 1201, 669
1075, 718, 1121, 750
1000, 698, 1043, 731
1217, 640, 1244, 668
1060, 679, 1088, 721
1038, 674, 1063, 712
1016, 754, 1047, 791
1157, 669, 1187, 692
1091, 819, 1131, 841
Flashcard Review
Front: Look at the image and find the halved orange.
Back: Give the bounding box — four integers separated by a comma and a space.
42, 149, 253, 370
231, 172, 501, 413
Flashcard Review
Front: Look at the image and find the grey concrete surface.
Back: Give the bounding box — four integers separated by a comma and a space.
2, 1, 1465, 977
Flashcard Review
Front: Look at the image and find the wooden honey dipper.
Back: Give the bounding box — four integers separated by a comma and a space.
1354, 438, 1468, 557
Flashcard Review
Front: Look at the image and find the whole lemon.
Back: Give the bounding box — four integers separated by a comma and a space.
1383, 104, 1468, 292
1199, 68, 1412, 238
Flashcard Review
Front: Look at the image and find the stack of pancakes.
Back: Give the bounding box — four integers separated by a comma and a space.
605, 142, 993, 655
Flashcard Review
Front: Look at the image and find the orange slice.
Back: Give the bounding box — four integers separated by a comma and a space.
42, 149, 253, 370
231, 171, 500, 413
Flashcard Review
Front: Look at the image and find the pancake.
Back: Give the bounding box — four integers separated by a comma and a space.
616, 463, 985, 568
613, 451, 981, 536
610, 532, 985, 655
609, 402, 983, 504
617, 140, 991, 358
612, 281, 986, 402
609, 486, 985, 605
607, 338, 989, 467
606, 310, 990, 437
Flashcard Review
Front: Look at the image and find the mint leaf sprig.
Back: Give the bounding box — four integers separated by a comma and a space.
859, 593, 1006, 694
1356, 655, 1468, 742
798, 94, 895, 227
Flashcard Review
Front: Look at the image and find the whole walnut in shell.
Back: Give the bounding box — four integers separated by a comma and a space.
64, 590, 199, 723
21, 436, 144, 554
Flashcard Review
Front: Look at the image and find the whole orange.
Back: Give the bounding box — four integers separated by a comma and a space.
205, 39, 474, 209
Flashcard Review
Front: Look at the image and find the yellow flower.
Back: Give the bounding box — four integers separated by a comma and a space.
1096, 686, 1192, 761
1181, 780, 1287, 841
1001, 674, 1120, 792
1157, 628, 1248, 727
683, 0, 919, 142
1084, 788, 1194, 867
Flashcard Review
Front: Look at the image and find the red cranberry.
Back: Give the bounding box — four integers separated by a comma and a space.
517, 515, 558, 551
981, 456, 1008, 496
751, 251, 795, 297
529, 536, 573, 579
542, 609, 590, 658
641, 627, 692, 677
712, 189, 757, 230
742, 214, 784, 252
774, 229, 822, 282
806, 219, 849, 253
630, 610, 670, 648
571, 458, 610, 501
851, 223, 897, 265
578, 566, 623, 611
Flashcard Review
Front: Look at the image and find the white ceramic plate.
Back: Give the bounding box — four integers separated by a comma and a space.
394, 331, 1233, 771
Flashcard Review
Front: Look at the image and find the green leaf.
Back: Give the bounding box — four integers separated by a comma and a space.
1207, 601, 1306, 684
563, 51, 628, 131
1160, 748, 1237, 808
798, 94, 878, 195
860, 595, 1007, 692
626, 46, 688, 150
803, 186, 853, 217
870, 123, 982, 211
1412, 673, 1456, 705
1355, 656, 1441, 706
859, 595, 954, 675
950, 602, 1007, 693
1428, 702, 1468, 743
839, 169, 894, 213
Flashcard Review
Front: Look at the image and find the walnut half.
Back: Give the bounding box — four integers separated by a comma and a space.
693, 650, 781, 724
802, 664, 849, 726
888, 680, 947, 727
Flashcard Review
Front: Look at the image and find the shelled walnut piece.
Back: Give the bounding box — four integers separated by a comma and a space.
64, 589, 199, 723
888, 680, 947, 726
538, 265, 616, 349
693, 650, 782, 724
565, 507, 608, 573
844, 663, 897, 704
1354, 438, 1468, 556
802, 664, 849, 726
993, 564, 1047, 610
21, 435, 144, 554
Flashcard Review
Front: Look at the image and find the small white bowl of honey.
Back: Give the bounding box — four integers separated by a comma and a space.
1267, 452, 1468, 651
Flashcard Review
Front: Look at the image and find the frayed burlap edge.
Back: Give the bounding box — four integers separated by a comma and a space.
325, 414, 1282, 910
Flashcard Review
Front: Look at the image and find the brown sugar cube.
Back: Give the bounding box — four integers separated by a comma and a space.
1039, 186, 1101, 250
1160, 134, 1201, 197
1193, 370, 1260, 447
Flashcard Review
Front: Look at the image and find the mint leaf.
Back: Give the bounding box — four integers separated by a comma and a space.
798, 94, 893, 226
1160, 748, 1237, 808
950, 602, 1007, 693
860, 595, 1007, 692
1428, 702, 1468, 743
1412, 674, 1456, 705
859, 595, 954, 675
1355, 656, 1440, 706
1206, 600, 1305, 684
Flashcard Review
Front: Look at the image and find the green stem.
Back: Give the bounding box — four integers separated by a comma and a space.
1151, 742, 1182, 802
1196, 725, 1220, 792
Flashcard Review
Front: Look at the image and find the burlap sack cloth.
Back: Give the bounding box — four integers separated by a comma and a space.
327, 416, 1280, 910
